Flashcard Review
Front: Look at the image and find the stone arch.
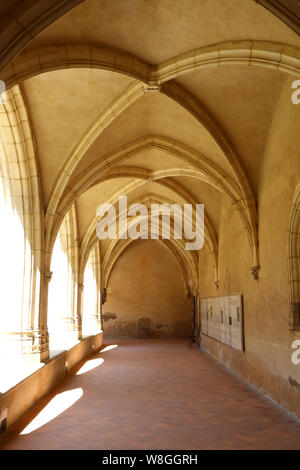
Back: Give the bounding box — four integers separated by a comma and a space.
47, 204, 80, 348
0, 1, 85, 71
5, 41, 298, 274
0, 84, 44, 358
2, 41, 300, 89
155, 41, 300, 83
0, 0, 299, 72
43, 79, 239, 244
87, 194, 200, 292
54, 136, 255, 270
79, 177, 218, 280
82, 242, 102, 336
104, 237, 193, 299
44, 81, 146, 239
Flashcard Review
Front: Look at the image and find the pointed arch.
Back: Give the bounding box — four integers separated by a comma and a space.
0, 1, 85, 71
4, 41, 298, 273
53, 135, 254, 270
82, 241, 102, 336
47, 204, 80, 348
2, 41, 300, 89
105, 237, 193, 299
45, 81, 146, 247
0, 84, 44, 357
79, 182, 218, 286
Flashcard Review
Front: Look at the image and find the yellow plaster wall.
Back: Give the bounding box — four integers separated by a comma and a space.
199, 78, 300, 418
103, 239, 192, 338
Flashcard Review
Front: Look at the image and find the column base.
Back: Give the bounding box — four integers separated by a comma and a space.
0, 328, 49, 363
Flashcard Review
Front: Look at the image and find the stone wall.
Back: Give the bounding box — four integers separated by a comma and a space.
103, 239, 192, 338
198, 78, 300, 419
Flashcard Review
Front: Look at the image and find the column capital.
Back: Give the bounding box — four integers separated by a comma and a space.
43, 270, 53, 283
250, 265, 260, 280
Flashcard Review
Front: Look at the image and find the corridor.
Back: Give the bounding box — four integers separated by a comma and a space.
1, 339, 300, 450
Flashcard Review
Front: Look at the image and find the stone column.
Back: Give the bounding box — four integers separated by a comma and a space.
0, 270, 51, 364
0, 328, 48, 364
81, 282, 102, 337
76, 282, 84, 340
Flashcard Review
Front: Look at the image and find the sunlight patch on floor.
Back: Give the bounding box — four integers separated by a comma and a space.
76, 357, 104, 375
100, 344, 118, 353
20, 388, 83, 435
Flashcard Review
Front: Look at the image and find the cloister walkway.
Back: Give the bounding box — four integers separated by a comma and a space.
1, 339, 300, 450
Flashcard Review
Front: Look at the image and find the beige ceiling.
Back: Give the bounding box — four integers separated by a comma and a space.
176, 66, 287, 190
2, 0, 299, 273
25, 0, 300, 63
71, 92, 228, 178
22, 68, 135, 202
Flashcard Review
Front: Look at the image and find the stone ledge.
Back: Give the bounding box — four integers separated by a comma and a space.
0, 332, 103, 432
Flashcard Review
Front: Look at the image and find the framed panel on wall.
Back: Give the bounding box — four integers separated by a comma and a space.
200, 294, 244, 351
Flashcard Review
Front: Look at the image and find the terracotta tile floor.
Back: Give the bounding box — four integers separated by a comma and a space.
1, 339, 300, 450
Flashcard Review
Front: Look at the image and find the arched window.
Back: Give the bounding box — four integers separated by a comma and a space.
82, 243, 101, 336
0, 152, 25, 343
0, 87, 42, 360
48, 206, 79, 351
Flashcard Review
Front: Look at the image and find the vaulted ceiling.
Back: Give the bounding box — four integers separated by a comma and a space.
0, 0, 299, 286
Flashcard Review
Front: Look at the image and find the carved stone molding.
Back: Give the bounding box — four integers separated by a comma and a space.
43, 270, 53, 283
254, 0, 300, 35
0, 327, 49, 361
250, 266, 260, 280
102, 288, 107, 305
145, 84, 161, 92
0, 1, 85, 71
